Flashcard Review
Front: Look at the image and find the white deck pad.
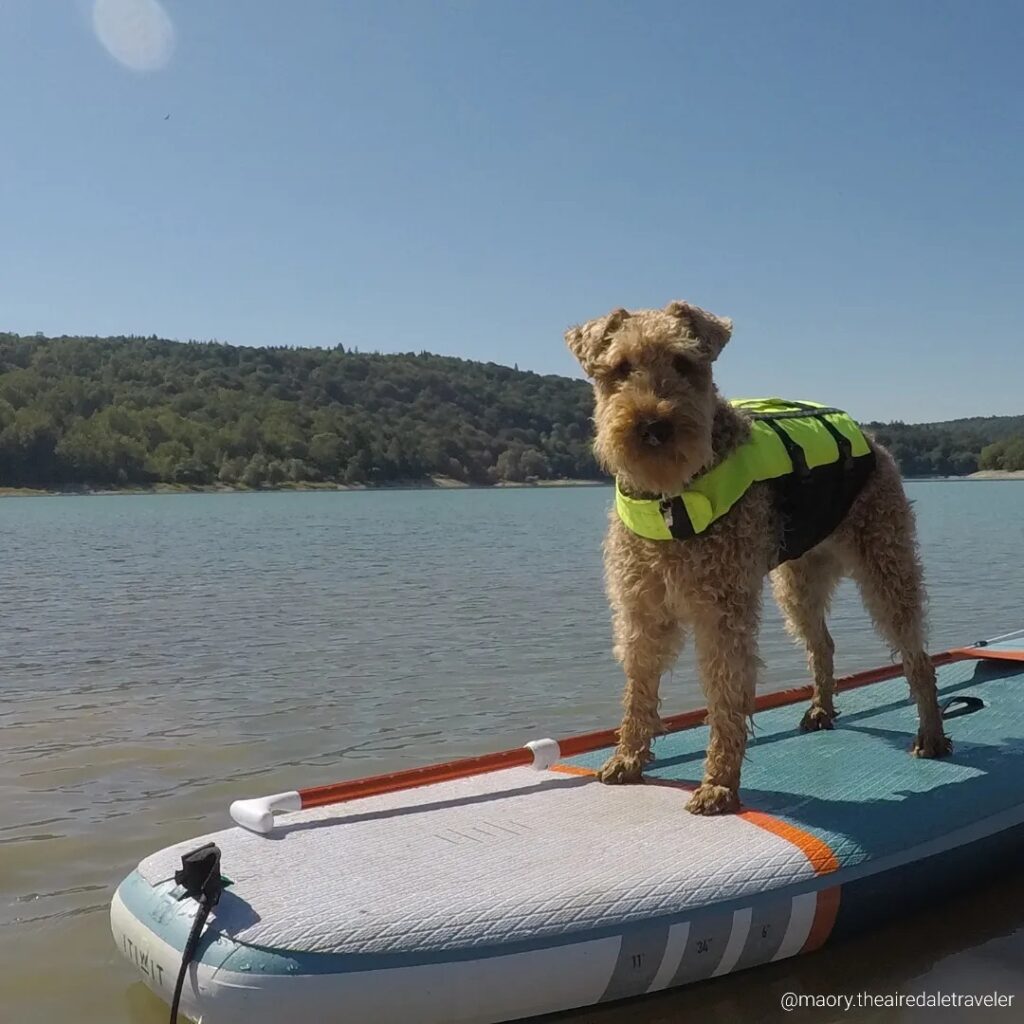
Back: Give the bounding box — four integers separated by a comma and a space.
138, 766, 818, 957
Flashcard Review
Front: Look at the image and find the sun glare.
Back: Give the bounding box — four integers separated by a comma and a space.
91, 0, 175, 73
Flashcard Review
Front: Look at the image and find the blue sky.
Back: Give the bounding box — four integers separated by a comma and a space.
1, 1, 1021, 422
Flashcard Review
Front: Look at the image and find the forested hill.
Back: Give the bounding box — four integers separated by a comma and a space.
863, 415, 1024, 476
1, 332, 1022, 489
0, 333, 599, 488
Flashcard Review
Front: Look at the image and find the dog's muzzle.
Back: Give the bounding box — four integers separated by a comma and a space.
638, 419, 674, 448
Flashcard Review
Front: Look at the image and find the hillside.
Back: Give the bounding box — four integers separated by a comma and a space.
1, 332, 1022, 489
0, 333, 599, 489
863, 416, 1024, 476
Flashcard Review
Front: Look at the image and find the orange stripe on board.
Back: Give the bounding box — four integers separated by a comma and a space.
549, 764, 599, 778
739, 811, 840, 876
801, 886, 842, 952
645, 781, 842, 878
550, 769, 841, 881
550, 766, 843, 950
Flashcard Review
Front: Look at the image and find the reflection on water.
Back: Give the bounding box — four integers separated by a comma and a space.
1, 483, 1022, 1022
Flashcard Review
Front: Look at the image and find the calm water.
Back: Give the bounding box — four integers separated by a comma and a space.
2, 483, 1023, 1023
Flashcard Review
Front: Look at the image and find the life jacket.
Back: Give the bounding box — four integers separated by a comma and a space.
615, 398, 876, 565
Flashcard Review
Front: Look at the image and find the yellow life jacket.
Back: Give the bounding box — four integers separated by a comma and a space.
615, 398, 875, 563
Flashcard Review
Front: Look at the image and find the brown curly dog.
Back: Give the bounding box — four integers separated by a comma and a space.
566, 300, 951, 815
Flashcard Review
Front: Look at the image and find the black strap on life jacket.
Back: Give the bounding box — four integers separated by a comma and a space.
743, 403, 875, 565
747, 403, 853, 476
784, 401, 855, 469
760, 418, 811, 478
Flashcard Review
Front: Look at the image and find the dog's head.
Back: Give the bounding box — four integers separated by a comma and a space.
565, 300, 731, 495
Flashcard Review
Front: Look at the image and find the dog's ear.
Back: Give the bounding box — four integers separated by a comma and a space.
565, 308, 631, 376
665, 301, 733, 361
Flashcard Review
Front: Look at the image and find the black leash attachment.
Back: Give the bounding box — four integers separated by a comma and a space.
169, 842, 224, 1024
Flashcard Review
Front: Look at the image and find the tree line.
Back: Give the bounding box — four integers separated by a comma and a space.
0, 333, 600, 488
864, 414, 1024, 476
1, 332, 1021, 489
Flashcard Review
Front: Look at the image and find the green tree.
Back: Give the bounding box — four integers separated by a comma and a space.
519, 447, 551, 480
56, 410, 148, 484
495, 447, 524, 482
218, 456, 247, 484
0, 398, 15, 432
1002, 438, 1024, 471
979, 441, 1005, 470
344, 452, 368, 485
285, 458, 314, 482
241, 453, 269, 488
265, 459, 287, 486
146, 440, 191, 480
309, 432, 344, 478
0, 406, 60, 484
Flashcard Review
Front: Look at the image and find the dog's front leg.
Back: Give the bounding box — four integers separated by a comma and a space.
686, 584, 762, 814
597, 599, 684, 785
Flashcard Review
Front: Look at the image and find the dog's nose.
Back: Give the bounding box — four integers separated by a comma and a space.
639, 419, 674, 447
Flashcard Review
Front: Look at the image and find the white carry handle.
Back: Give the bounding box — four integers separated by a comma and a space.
524, 738, 561, 770
231, 739, 562, 835
230, 791, 301, 834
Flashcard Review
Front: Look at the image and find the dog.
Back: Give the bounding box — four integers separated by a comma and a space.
565, 300, 951, 815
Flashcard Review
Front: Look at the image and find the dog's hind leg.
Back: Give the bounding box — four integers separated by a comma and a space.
597, 568, 685, 785
771, 547, 843, 732
838, 448, 951, 758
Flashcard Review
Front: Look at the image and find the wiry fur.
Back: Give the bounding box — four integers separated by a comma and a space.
566, 300, 951, 814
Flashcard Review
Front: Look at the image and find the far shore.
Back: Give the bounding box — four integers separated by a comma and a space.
4, 470, 1024, 500
0, 477, 610, 499
910, 471, 1024, 482
964, 470, 1024, 480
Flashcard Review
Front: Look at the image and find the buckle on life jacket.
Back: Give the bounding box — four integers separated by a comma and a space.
659, 496, 674, 528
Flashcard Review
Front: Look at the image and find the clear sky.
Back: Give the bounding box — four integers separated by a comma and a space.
1, 1, 1021, 422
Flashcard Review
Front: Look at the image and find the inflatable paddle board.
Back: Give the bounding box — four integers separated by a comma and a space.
111, 634, 1024, 1023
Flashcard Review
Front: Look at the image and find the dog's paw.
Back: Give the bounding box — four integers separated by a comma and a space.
596, 752, 646, 785
799, 705, 836, 732
685, 783, 740, 815
912, 731, 953, 759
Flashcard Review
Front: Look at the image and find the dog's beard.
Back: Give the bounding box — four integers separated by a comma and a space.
595, 398, 712, 496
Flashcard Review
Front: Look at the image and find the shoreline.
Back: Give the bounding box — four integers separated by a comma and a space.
963, 470, 1024, 480
0, 477, 611, 499
909, 471, 1024, 482
4, 471, 1024, 500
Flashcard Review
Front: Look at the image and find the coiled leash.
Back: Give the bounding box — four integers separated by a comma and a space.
169, 842, 225, 1023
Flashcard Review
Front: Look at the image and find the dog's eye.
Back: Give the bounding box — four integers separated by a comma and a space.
673, 354, 695, 376
610, 360, 632, 381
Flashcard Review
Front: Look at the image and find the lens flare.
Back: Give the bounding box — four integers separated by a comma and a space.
92, 0, 175, 72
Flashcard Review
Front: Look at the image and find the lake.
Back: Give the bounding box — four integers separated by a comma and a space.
2, 482, 1023, 1023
